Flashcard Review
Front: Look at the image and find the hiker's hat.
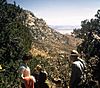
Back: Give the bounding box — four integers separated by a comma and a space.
70, 50, 79, 57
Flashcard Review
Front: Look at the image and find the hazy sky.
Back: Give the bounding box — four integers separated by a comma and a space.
7, 0, 100, 26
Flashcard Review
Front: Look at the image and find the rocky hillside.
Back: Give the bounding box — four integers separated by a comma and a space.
22, 10, 79, 58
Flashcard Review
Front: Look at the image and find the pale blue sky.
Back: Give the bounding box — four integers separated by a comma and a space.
7, 0, 100, 26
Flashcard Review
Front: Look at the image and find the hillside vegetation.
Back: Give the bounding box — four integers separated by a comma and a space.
22, 10, 79, 58
0, 0, 79, 87
1, 0, 100, 88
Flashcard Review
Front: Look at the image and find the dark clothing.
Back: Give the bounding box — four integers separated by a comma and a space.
35, 71, 49, 88
32, 72, 39, 88
69, 60, 85, 88
70, 64, 82, 88
38, 71, 47, 83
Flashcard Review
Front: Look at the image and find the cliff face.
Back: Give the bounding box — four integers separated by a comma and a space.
22, 10, 78, 58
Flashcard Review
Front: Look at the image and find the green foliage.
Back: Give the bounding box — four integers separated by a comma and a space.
73, 10, 100, 84
0, 0, 33, 87
0, 1, 70, 87
0, 0, 32, 63
74, 10, 100, 58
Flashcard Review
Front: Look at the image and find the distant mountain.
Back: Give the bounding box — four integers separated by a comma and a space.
49, 25, 81, 34
22, 10, 80, 58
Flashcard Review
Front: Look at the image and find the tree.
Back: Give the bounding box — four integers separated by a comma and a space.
0, 0, 33, 87
73, 10, 100, 86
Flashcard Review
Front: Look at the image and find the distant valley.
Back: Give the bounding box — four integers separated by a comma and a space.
49, 25, 81, 34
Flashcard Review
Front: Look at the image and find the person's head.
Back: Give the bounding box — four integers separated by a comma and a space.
69, 50, 79, 63
23, 68, 30, 77
18, 66, 26, 74
36, 65, 42, 72
22, 53, 32, 63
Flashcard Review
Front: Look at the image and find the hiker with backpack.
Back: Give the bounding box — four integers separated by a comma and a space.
69, 50, 86, 88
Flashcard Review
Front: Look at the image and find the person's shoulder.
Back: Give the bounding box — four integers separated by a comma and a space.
30, 76, 36, 82
78, 57, 85, 63
78, 57, 87, 67
73, 61, 80, 65
43, 70, 47, 74
73, 61, 82, 68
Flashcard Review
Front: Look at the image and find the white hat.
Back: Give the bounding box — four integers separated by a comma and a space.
71, 50, 79, 54
70, 50, 79, 57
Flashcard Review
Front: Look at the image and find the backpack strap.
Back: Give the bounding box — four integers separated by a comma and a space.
79, 60, 87, 83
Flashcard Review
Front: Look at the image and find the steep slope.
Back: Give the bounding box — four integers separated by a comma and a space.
22, 10, 78, 58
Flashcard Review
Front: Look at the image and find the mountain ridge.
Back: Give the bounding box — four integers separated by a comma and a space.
22, 10, 80, 58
